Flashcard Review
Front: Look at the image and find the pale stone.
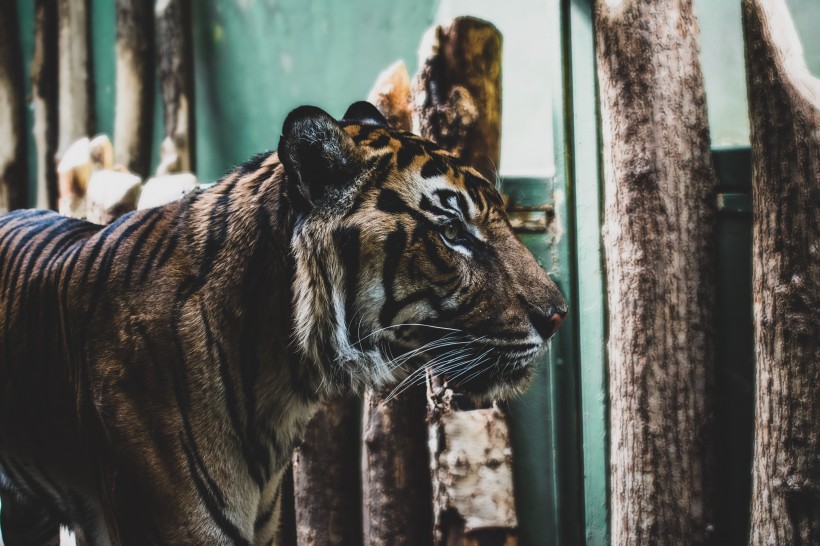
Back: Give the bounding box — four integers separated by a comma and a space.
86, 169, 142, 225
137, 173, 198, 210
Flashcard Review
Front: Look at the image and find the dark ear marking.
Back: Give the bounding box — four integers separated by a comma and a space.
278, 105, 360, 209
343, 101, 389, 128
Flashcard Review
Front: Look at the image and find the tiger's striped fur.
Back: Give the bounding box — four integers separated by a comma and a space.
0, 103, 565, 545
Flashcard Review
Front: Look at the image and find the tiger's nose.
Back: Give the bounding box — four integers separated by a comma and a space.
530, 305, 568, 340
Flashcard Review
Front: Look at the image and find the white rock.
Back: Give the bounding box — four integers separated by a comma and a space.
57, 136, 92, 218
86, 169, 142, 225
137, 173, 198, 210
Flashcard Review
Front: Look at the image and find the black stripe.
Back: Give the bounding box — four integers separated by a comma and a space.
333, 226, 361, 343
420, 157, 448, 179
123, 209, 166, 285
180, 432, 251, 546
254, 495, 277, 532
200, 305, 264, 489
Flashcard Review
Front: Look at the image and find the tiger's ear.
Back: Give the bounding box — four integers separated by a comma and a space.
278, 105, 361, 209
343, 101, 389, 128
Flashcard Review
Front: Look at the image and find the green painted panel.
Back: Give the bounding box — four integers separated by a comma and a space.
565, 1, 608, 544
191, 0, 437, 184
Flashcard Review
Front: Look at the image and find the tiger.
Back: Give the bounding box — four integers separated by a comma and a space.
0, 101, 567, 545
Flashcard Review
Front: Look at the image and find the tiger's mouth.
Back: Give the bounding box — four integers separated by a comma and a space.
378, 333, 542, 402
432, 343, 541, 400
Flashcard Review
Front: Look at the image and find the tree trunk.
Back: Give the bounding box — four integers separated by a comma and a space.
411, 16, 502, 182
360, 60, 434, 546
742, 1, 820, 544
292, 398, 362, 546
114, 0, 154, 177
594, 1, 718, 544
58, 0, 93, 157
32, 0, 60, 210
155, 0, 195, 176
0, 0, 28, 212
412, 18, 516, 546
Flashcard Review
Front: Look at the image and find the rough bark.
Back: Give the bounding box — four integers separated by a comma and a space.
33, 0, 60, 210
0, 0, 28, 212
114, 0, 154, 177
362, 388, 433, 546
742, 1, 820, 544
292, 398, 362, 546
58, 0, 93, 157
359, 60, 434, 546
155, 0, 195, 175
411, 16, 502, 181
427, 385, 517, 546
367, 60, 413, 135
412, 18, 515, 546
594, 1, 718, 544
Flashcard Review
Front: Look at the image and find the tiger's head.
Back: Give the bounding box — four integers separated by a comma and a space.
279, 102, 566, 401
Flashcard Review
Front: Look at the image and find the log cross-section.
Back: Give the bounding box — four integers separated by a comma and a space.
742, 1, 820, 544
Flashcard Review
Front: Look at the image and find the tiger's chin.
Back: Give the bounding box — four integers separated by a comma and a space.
442, 356, 537, 403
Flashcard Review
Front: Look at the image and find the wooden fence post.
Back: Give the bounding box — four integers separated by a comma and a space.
155, 0, 195, 176
594, 0, 718, 543
742, 1, 820, 544
361, 60, 434, 546
293, 399, 362, 546
114, 0, 154, 177
58, 0, 93, 157
32, 0, 60, 210
412, 17, 517, 546
0, 0, 29, 212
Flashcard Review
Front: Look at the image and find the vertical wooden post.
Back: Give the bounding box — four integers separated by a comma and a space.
155, 0, 195, 175
742, 1, 820, 544
412, 17, 516, 546
594, 0, 718, 544
293, 399, 362, 546
0, 0, 29, 212
114, 0, 154, 177
361, 60, 434, 546
58, 0, 93, 156
412, 17, 502, 182
32, 0, 60, 210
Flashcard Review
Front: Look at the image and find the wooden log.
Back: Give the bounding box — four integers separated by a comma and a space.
155, 0, 195, 175
412, 17, 516, 546
411, 16, 502, 181
114, 0, 154, 177
292, 398, 362, 546
32, 0, 59, 210
58, 0, 93, 157
594, 0, 719, 544
427, 385, 517, 546
0, 0, 28, 212
360, 60, 434, 546
742, 1, 820, 544
367, 60, 413, 135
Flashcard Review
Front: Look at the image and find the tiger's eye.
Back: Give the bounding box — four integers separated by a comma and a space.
443, 222, 460, 241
